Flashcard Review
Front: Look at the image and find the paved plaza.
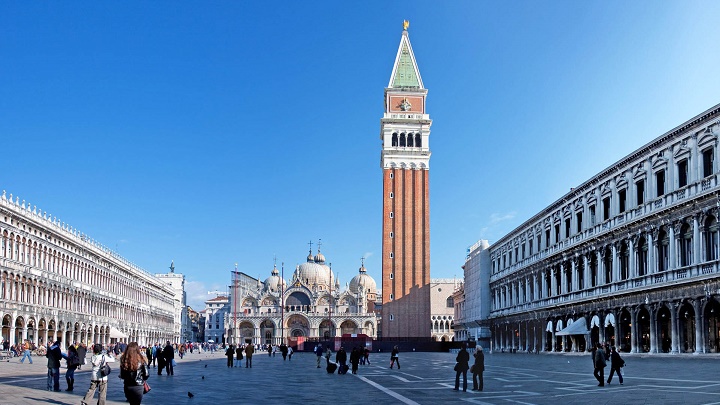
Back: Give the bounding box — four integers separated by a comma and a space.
0, 349, 719, 404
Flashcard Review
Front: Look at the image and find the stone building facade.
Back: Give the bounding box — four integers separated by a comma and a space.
0, 191, 176, 349
474, 104, 720, 354
225, 248, 377, 346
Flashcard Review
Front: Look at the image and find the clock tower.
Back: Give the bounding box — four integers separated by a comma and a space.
380, 21, 432, 339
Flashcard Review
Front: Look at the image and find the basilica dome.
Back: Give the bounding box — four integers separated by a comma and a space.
296, 249, 335, 288
263, 266, 286, 293
349, 261, 377, 295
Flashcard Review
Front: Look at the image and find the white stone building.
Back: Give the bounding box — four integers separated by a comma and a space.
455, 240, 491, 347
462, 104, 720, 354
155, 261, 191, 343
0, 191, 175, 349
204, 295, 229, 344
429, 278, 460, 341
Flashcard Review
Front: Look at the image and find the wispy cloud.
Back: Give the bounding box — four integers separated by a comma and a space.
185, 280, 226, 310
489, 212, 516, 225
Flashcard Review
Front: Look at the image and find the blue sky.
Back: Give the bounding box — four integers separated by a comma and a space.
2, 2, 720, 310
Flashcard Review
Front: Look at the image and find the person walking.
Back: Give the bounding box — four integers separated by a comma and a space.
119, 342, 149, 405
607, 346, 624, 385
235, 345, 243, 367
81, 343, 116, 405
64, 345, 81, 391
472, 346, 485, 391
20, 339, 33, 364
453, 343, 470, 392
363, 348, 371, 365
350, 347, 360, 374
390, 346, 400, 369
46, 338, 63, 392
162, 341, 174, 376
315, 344, 323, 368
225, 345, 235, 368
77, 342, 88, 370
593, 343, 607, 386
244, 342, 254, 368
336, 347, 348, 374
288, 345, 293, 361
280, 343, 288, 360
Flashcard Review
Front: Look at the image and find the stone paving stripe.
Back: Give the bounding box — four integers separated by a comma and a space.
355, 374, 421, 405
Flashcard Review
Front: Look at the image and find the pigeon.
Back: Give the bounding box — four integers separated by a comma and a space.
201, 376, 205, 379
204, 364, 207, 368
188, 392, 194, 398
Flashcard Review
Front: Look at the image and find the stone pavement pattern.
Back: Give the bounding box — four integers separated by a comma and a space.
0, 349, 719, 404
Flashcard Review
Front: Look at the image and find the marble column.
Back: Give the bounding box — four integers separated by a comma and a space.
670, 302, 679, 354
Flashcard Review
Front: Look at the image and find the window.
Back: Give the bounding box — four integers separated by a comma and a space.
389, 232, 394, 238
703, 148, 714, 178
636, 180, 645, 205
576, 212, 583, 233
678, 159, 688, 188
391, 133, 398, 147
656, 170, 665, 197
389, 192, 394, 199
389, 252, 394, 258
658, 229, 669, 272
389, 314, 394, 321
554, 224, 560, 243
602, 197, 611, 220
389, 212, 394, 218
390, 172, 394, 179
446, 297, 454, 307
545, 229, 550, 248
415, 134, 422, 148
680, 223, 692, 267
704, 216, 718, 261
618, 189, 627, 213
638, 237, 648, 276
589, 205, 596, 225
389, 273, 394, 279
564, 218, 570, 238
389, 294, 394, 300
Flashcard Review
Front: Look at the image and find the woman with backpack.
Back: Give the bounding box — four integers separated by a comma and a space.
81, 343, 115, 405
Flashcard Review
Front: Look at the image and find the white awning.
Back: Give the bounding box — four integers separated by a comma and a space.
555, 320, 564, 332
546, 321, 553, 332
109, 327, 128, 339
590, 315, 601, 328
605, 313, 616, 327
556, 317, 589, 336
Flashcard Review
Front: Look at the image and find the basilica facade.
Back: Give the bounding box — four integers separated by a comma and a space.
224, 248, 378, 346
0, 191, 176, 349
460, 104, 720, 354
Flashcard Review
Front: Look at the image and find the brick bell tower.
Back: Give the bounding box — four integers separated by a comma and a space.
380, 21, 432, 339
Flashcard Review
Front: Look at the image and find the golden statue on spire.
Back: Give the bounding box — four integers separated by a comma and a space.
403, 20, 409, 31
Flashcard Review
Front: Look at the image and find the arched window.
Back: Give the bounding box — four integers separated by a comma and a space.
704, 216, 718, 261
399, 133, 406, 147
658, 228, 669, 272
415, 134, 421, 147
680, 223, 692, 267
604, 246, 613, 284
619, 241, 629, 280
637, 236, 648, 276
391, 133, 398, 147
407, 133, 414, 147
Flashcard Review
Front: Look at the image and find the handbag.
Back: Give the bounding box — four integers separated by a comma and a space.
143, 380, 151, 394
171, 359, 177, 367
99, 356, 112, 377
470, 365, 476, 373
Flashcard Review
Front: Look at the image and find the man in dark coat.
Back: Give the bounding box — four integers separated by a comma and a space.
162, 341, 175, 375
76, 343, 87, 370
472, 346, 485, 391
593, 343, 607, 386
453, 343, 470, 392
46, 338, 63, 391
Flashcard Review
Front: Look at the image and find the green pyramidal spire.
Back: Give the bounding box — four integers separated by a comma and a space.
389, 24, 423, 89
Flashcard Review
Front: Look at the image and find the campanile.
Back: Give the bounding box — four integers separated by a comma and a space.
380, 21, 432, 339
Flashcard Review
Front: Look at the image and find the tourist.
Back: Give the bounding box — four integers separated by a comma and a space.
288, 345, 293, 360
453, 343, 470, 392
363, 347, 371, 365
46, 338, 63, 391
162, 341, 174, 375
593, 343, 607, 386
81, 343, 115, 405
349, 347, 360, 374
119, 342, 149, 405
607, 346, 624, 385
225, 344, 235, 368
390, 345, 400, 369
77, 342, 88, 370
315, 344, 323, 368
20, 339, 33, 364
64, 344, 81, 391
472, 346, 485, 391
235, 344, 243, 367
336, 347, 348, 373
324, 346, 332, 365
244, 343, 254, 368
280, 342, 288, 360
